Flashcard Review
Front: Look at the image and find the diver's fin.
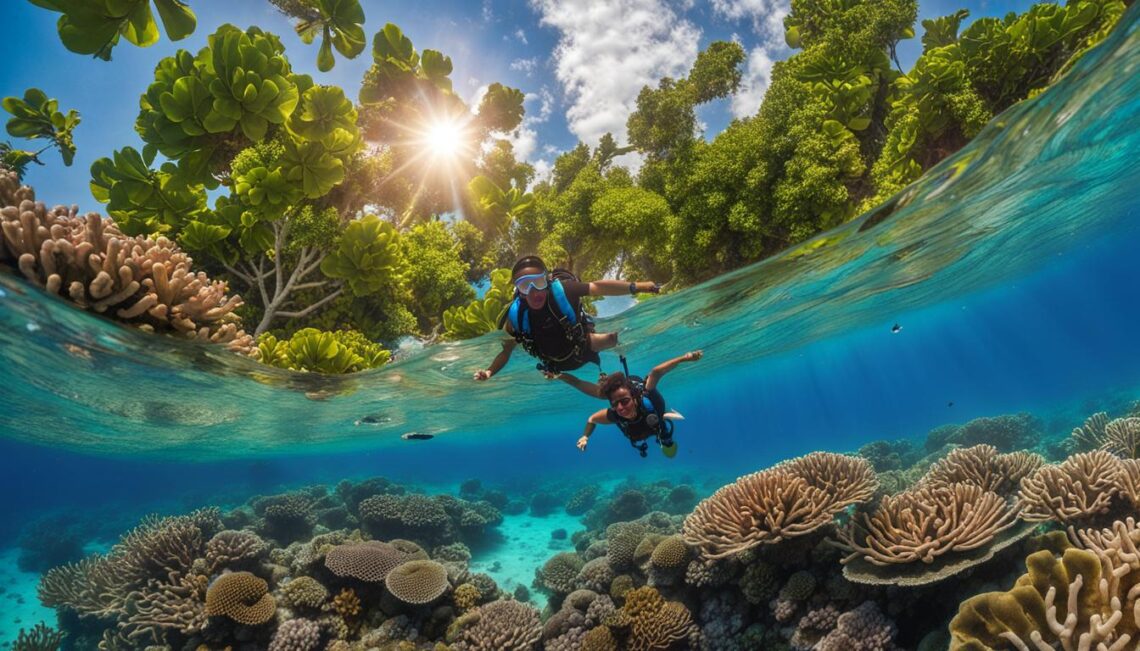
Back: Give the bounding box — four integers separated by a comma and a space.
661, 442, 678, 458
664, 411, 684, 421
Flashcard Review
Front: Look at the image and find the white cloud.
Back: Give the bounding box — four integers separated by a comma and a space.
711, 0, 790, 47
510, 57, 539, 76
468, 84, 490, 109
515, 28, 529, 44
529, 0, 701, 147
532, 159, 553, 184
504, 86, 556, 162
730, 46, 774, 118
482, 0, 493, 22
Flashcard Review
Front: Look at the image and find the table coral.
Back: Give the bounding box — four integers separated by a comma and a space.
384, 560, 450, 605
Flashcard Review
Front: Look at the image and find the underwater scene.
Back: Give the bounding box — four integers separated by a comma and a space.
1, 0, 1139, 649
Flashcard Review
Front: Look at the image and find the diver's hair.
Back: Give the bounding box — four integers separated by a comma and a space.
600, 372, 634, 400
512, 255, 546, 279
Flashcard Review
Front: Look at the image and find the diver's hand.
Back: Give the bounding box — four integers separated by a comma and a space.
577, 436, 589, 451
473, 369, 493, 381
542, 369, 563, 380
638, 281, 662, 294
685, 350, 703, 362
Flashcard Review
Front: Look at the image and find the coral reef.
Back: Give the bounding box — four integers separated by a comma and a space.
682, 452, 877, 559
0, 171, 252, 352
268, 618, 321, 651
384, 560, 450, 605
448, 599, 543, 650
204, 571, 276, 625
11, 622, 65, 651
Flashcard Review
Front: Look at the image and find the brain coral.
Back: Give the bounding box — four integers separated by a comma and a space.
323, 541, 406, 582
280, 576, 329, 610
542, 552, 585, 595
449, 599, 542, 651
683, 453, 877, 559
384, 559, 450, 605
204, 571, 276, 625
268, 618, 321, 651
649, 535, 690, 570
605, 522, 647, 570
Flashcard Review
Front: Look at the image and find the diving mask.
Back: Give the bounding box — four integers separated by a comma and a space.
514, 272, 549, 295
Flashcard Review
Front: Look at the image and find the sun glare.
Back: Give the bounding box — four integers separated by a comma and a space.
423, 120, 465, 159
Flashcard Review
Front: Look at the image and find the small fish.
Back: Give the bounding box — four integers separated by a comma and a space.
947, 401, 954, 407
891, 323, 902, 333
402, 432, 434, 441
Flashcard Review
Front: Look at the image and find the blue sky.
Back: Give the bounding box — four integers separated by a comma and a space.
1, 0, 1037, 207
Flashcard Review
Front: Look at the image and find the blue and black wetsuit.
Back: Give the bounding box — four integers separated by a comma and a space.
502, 278, 599, 373
608, 381, 675, 457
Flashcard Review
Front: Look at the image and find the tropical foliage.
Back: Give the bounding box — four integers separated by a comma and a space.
2, 88, 80, 176
257, 327, 390, 373
31, 0, 196, 60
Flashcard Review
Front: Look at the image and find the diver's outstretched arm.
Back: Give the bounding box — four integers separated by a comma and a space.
645, 350, 703, 392
587, 280, 662, 297
556, 372, 603, 398
474, 338, 517, 381
577, 409, 612, 451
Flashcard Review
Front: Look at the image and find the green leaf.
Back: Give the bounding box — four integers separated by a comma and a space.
317, 31, 335, 72
153, 0, 196, 41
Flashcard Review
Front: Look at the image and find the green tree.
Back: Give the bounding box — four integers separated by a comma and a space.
2, 88, 80, 176
269, 0, 367, 71
400, 221, 474, 332
30, 0, 196, 60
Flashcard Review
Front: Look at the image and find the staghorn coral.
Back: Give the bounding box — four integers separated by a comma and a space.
12, 622, 65, 651
323, 541, 407, 582
837, 483, 1028, 586
205, 529, 267, 572
540, 552, 585, 594
1103, 417, 1140, 459
1070, 411, 1111, 451
1018, 450, 1123, 524
38, 508, 219, 618
448, 599, 542, 651
268, 618, 322, 651
922, 445, 1044, 496
204, 571, 276, 625
117, 571, 209, 644
682, 453, 877, 559
0, 175, 251, 352
279, 576, 329, 610
384, 559, 450, 605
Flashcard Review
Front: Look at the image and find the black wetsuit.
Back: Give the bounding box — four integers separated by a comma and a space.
515, 280, 599, 372
607, 386, 673, 449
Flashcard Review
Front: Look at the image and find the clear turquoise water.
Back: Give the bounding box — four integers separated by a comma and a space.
0, 4, 1138, 630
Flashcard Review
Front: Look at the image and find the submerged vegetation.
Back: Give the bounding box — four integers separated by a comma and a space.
0, 0, 1127, 373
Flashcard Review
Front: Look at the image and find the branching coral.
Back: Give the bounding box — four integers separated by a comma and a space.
620, 586, 697, 651
39, 508, 220, 617
205, 530, 267, 573
921, 445, 1043, 496
448, 599, 543, 651
837, 483, 1027, 585
949, 541, 1140, 650
682, 453, 877, 559
268, 618, 322, 651
12, 622, 65, 651
1018, 450, 1124, 524
0, 174, 252, 352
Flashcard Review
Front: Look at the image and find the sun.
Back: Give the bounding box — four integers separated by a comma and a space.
422, 120, 466, 160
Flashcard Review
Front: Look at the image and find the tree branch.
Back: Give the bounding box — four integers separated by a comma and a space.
277, 286, 344, 319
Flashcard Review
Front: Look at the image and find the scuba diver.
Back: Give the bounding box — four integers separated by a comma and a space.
472, 256, 661, 380
561, 350, 703, 458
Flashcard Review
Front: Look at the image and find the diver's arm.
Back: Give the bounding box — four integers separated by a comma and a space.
645, 350, 703, 392
558, 373, 603, 398
587, 280, 662, 296
474, 338, 517, 381
577, 409, 611, 451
